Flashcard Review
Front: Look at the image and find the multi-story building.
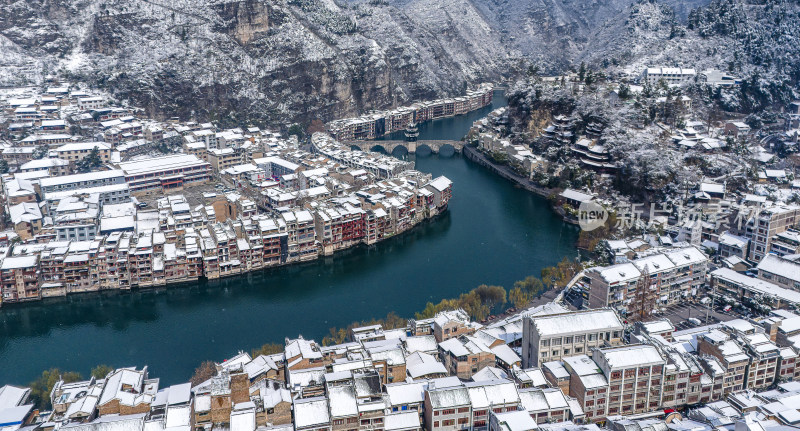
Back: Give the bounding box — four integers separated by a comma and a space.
770, 229, 800, 256
711, 268, 800, 312
207, 148, 242, 173
117, 154, 212, 193
756, 254, 800, 291
52, 142, 112, 164
746, 205, 800, 262
39, 170, 126, 194
0, 255, 40, 303
697, 330, 750, 396
433, 309, 476, 343
593, 345, 665, 417
642, 67, 697, 85
740, 332, 780, 390
465, 380, 521, 430
521, 309, 624, 367
96, 367, 158, 416
517, 387, 571, 424
562, 355, 609, 421
585, 246, 708, 320
438, 336, 495, 380
424, 380, 472, 431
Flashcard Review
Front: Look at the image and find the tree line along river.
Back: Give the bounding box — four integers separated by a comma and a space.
0, 91, 579, 385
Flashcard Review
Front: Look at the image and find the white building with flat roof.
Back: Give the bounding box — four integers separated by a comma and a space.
522, 309, 624, 367
117, 154, 211, 193
643, 67, 696, 85
39, 170, 126, 194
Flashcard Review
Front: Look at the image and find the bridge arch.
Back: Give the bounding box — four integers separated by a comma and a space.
437, 143, 457, 157
370, 144, 389, 154
391, 144, 409, 158
415, 143, 434, 155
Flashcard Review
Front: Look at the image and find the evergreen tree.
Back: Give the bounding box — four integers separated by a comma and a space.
618, 83, 632, 100
32, 145, 49, 160
75, 146, 103, 173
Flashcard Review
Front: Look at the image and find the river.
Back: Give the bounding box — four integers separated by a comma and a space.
0, 91, 579, 385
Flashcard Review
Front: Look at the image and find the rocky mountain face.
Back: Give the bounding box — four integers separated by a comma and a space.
0, 0, 711, 127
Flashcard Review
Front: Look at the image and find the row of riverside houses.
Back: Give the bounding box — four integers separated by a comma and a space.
0, 88, 453, 306
8, 306, 800, 431
325, 83, 494, 141
0, 165, 452, 303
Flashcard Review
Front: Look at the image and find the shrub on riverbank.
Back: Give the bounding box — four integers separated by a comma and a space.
319, 262, 582, 346
190, 360, 218, 386
91, 364, 113, 379
415, 284, 506, 321
29, 368, 83, 409
250, 343, 285, 358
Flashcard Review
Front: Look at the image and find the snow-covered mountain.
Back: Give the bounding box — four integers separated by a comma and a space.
0, 0, 716, 126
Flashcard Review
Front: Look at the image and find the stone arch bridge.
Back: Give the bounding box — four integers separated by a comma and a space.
346, 140, 464, 154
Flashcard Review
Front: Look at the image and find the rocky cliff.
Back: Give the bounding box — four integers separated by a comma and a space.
0, 0, 711, 127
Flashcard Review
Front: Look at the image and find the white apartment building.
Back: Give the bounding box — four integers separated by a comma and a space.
521, 309, 624, 368
643, 67, 697, 85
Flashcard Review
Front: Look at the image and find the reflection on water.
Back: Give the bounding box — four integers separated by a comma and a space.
0, 92, 579, 385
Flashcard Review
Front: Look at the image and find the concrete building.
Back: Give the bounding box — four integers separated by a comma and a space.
592, 345, 665, 417
643, 67, 696, 85
756, 254, 800, 291
584, 246, 708, 320
521, 309, 624, 368
117, 154, 212, 193
39, 170, 126, 194
52, 142, 112, 164
746, 205, 800, 262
